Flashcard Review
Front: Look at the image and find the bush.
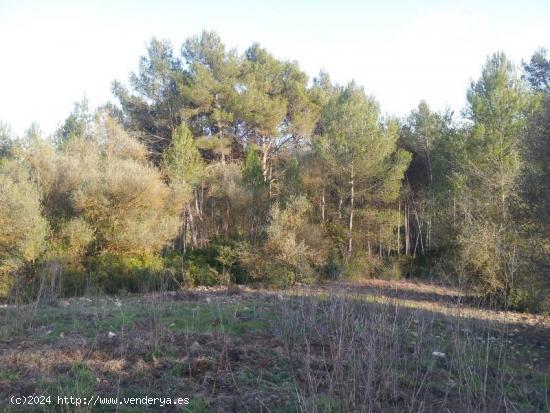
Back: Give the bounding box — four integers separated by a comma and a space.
322, 258, 344, 280
24, 119, 181, 256
343, 254, 383, 279
380, 256, 411, 280
263, 196, 327, 284
50, 218, 95, 262
82, 254, 171, 295
183, 242, 249, 286
0, 161, 48, 298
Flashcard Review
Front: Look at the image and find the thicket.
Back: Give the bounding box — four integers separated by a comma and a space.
0, 33, 548, 312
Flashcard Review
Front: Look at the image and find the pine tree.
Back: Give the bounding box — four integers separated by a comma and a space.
459, 52, 531, 297
162, 123, 205, 251
179, 31, 240, 163
318, 82, 410, 258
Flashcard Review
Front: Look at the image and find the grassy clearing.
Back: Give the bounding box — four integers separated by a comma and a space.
0, 283, 549, 412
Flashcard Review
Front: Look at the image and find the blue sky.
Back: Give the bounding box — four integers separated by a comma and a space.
1, 0, 549, 135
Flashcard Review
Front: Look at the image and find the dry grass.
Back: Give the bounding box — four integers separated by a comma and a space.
0, 280, 549, 412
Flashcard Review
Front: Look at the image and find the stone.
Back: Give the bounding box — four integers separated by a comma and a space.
190, 341, 201, 352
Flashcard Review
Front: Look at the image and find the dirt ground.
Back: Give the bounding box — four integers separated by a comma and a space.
1, 280, 549, 412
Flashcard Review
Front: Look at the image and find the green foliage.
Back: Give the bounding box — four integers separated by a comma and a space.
238, 196, 326, 286
242, 147, 264, 189
522, 47, 550, 92
54, 218, 95, 261
0, 122, 14, 158
179, 31, 239, 161
341, 253, 411, 280
1, 33, 548, 313
456, 53, 532, 298
380, 256, 413, 280
25, 119, 181, 256
242, 147, 269, 241
465, 53, 529, 219
343, 254, 383, 279
183, 246, 221, 286
514, 92, 550, 312
162, 123, 205, 192
56, 97, 93, 143
184, 242, 248, 286
318, 82, 411, 259
282, 156, 301, 199
0, 161, 48, 297
52, 251, 196, 297
112, 37, 184, 160
82, 253, 169, 295
216, 244, 238, 284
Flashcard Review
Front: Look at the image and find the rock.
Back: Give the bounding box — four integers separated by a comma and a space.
189, 356, 213, 375
432, 351, 446, 358
190, 341, 201, 352
108, 331, 117, 338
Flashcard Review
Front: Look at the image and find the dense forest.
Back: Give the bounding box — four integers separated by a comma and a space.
1, 32, 548, 312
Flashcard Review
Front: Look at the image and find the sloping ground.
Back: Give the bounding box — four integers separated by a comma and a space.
323, 279, 550, 328
0, 281, 549, 412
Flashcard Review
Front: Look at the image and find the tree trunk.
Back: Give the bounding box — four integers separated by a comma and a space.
187, 206, 198, 250
412, 204, 424, 255
379, 227, 382, 257
397, 202, 401, 255
211, 199, 218, 238
348, 166, 354, 258
195, 186, 207, 247
321, 186, 326, 224
405, 203, 410, 255
224, 202, 230, 238
268, 162, 273, 198
261, 139, 270, 182
453, 194, 456, 227
181, 206, 187, 254
215, 93, 226, 165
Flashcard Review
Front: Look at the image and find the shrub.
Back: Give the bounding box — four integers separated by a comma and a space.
53, 218, 95, 261
263, 196, 327, 284
343, 254, 383, 279
82, 254, 170, 295
183, 242, 248, 286
380, 256, 411, 280
0, 161, 48, 297
24, 118, 181, 256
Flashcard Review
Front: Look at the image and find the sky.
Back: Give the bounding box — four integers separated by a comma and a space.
1, 0, 549, 136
